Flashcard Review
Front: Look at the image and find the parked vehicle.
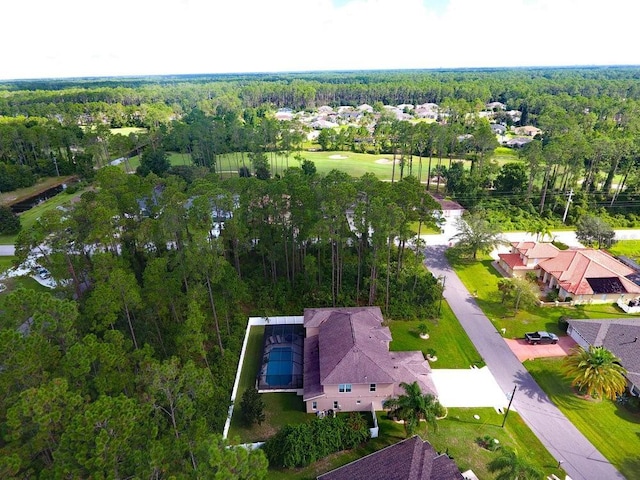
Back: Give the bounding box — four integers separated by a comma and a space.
524, 331, 558, 345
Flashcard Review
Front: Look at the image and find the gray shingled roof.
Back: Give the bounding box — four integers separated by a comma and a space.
568, 318, 640, 388
317, 435, 463, 480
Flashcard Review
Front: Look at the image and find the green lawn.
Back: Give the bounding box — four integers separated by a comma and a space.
268, 408, 564, 480
492, 146, 519, 164
0, 188, 87, 245
121, 152, 193, 172
388, 302, 484, 369
526, 358, 640, 479
447, 252, 623, 338
0, 256, 16, 273
609, 240, 640, 262
110, 127, 148, 136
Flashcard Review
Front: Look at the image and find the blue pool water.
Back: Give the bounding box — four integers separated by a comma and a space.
265, 346, 293, 386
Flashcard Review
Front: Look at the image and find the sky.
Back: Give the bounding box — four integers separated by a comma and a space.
2, 0, 639, 80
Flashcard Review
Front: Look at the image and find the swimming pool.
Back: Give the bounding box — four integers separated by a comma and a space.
265, 346, 293, 386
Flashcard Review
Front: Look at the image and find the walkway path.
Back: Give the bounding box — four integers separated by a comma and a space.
424, 244, 625, 480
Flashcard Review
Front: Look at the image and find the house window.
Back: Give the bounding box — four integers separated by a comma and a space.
369, 383, 376, 392
333, 401, 339, 409
312, 401, 317, 411
338, 384, 352, 393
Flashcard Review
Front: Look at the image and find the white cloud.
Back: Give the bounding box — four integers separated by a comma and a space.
1, 0, 639, 79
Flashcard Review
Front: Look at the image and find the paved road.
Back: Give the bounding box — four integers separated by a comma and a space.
422, 227, 640, 247
424, 245, 625, 480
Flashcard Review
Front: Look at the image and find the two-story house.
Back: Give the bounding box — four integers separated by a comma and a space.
302, 307, 435, 414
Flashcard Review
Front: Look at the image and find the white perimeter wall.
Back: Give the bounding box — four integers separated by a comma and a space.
223, 316, 304, 439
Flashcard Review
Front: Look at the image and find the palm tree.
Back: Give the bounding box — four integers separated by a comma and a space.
526, 219, 553, 242
563, 346, 628, 400
488, 447, 543, 480
382, 381, 444, 437
450, 213, 505, 260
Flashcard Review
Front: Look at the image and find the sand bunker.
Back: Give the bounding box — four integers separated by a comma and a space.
329, 154, 348, 159
375, 158, 398, 164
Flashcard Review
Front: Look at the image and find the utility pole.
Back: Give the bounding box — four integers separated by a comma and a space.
438, 275, 446, 316
501, 385, 517, 428
562, 189, 573, 224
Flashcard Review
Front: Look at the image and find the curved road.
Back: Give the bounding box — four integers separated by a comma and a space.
424, 244, 624, 480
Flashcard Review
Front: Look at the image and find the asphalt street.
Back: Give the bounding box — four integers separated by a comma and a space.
424, 244, 625, 480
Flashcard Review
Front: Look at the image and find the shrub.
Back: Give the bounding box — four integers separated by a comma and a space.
476, 434, 501, 451
263, 414, 371, 468
0, 206, 21, 235
558, 316, 569, 332
240, 387, 265, 426
546, 289, 559, 302
552, 240, 569, 250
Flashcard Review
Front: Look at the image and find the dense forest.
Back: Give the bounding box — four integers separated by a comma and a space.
2, 67, 639, 225
2, 67, 640, 478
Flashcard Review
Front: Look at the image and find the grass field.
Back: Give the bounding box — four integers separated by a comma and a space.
388, 302, 484, 369
0, 256, 16, 273
526, 358, 640, 479
0, 188, 87, 245
447, 252, 623, 337
609, 240, 640, 262
121, 149, 477, 182
110, 127, 148, 136
492, 146, 519, 163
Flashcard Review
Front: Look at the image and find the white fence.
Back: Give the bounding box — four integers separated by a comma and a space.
223, 316, 304, 439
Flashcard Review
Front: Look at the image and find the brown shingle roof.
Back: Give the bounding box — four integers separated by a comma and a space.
303, 307, 436, 399
303, 335, 324, 400
427, 193, 464, 212
317, 435, 463, 480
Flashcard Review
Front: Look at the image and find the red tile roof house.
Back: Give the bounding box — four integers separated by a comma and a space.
317, 435, 464, 480
498, 241, 562, 277
498, 242, 640, 304
303, 307, 436, 414
566, 318, 640, 397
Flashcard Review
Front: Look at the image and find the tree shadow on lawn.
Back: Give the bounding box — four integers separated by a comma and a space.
513, 370, 553, 402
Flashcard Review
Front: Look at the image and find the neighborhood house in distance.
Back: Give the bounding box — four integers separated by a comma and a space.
497, 241, 640, 304
302, 307, 436, 413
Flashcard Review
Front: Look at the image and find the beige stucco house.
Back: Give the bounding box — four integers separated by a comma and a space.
303, 307, 435, 414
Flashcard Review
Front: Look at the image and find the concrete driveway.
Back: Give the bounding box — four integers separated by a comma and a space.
431, 366, 510, 410
505, 336, 578, 362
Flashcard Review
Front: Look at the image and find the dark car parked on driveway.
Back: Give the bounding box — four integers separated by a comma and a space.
524, 331, 558, 345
